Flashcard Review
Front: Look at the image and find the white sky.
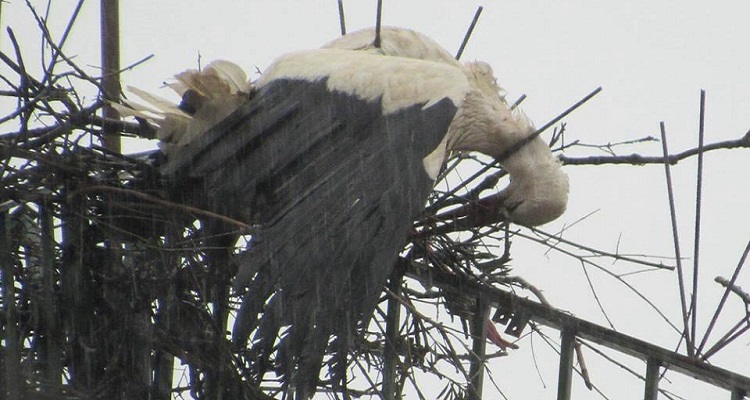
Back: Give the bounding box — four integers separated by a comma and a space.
3, 1, 749, 399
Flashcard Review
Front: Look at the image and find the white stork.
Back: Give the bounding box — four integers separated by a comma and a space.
120, 27, 568, 398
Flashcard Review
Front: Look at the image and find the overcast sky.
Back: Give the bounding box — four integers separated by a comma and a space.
3, 1, 750, 399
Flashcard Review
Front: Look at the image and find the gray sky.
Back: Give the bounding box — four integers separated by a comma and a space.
3, 1, 749, 399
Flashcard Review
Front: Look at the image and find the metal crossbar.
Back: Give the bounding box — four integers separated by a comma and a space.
420, 268, 750, 399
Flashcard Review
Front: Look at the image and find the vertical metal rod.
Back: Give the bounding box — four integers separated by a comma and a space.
374, 0, 383, 48
338, 0, 346, 35
455, 6, 483, 60
40, 201, 62, 392
468, 298, 489, 400
660, 122, 694, 357
691, 89, 706, 349
100, 0, 121, 153
383, 269, 404, 400
1, 212, 21, 399
644, 357, 661, 400
557, 328, 576, 400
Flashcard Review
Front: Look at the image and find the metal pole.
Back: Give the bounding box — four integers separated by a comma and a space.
468, 298, 489, 400
557, 328, 576, 400
383, 269, 404, 400
1, 212, 21, 399
455, 6, 483, 60
644, 357, 661, 400
101, 0, 121, 153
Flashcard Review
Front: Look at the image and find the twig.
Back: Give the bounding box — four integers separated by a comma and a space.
455, 6, 483, 60
690, 90, 706, 350
531, 326, 612, 399
577, 340, 681, 400
660, 121, 694, 357
560, 130, 750, 166
575, 340, 594, 390
510, 94, 526, 111
697, 240, 750, 356
580, 258, 616, 330
502, 276, 550, 306
69, 185, 252, 230
32, 0, 85, 86
713, 276, 750, 305
528, 226, 675, 271
700, 318, 750, 361
374, 0, 383, 48
513, 229, 682, 334
337, 0, 346, 35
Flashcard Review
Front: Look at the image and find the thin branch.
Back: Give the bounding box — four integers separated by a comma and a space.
697, 240, 750, 356
575, 340, 594, 390
660, 121, 694, 357
374, 0, 383, 48
337, 0, 346, 35
455, 6, 483, 60
690, 90, 706, 351
700, 318, 750, 361
69, 185, 252, 230
560, 130, 750, 166
513, 229, 682, 334
713, 276, 750, 305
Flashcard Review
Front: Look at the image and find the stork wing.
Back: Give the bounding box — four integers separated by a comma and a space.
161, 78, 458, 396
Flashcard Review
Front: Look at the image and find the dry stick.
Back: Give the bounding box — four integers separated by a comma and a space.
691, 90, 706, 352
576, 340, 680, 400
512, 229, 682, 334
697, 240, 750, 355
660, 122, 694, 357
528, 226, 675, 271
374, 0, 383, 48
70, 185, 252, 230
574, 340, 594, 390
337, 0, 346, 35
701, 319, 750, 361
714, 276, 750, 305
455, 6, 483, 60
559, 131, 750, 166
31, 0, 85, 86
0, 28, 32, 181
510, 93, 527, 111
531, 326, 612, 400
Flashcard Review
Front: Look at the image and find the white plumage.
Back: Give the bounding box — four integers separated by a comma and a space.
115, 60, 253, 153
256, 48, 469, 115
120, 27, 568, 226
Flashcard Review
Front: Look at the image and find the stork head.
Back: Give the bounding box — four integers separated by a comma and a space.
498, 147, 570, 226
423, 60, 570, 227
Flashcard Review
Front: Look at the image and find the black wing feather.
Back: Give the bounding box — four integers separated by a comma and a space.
162, 78, 458, 397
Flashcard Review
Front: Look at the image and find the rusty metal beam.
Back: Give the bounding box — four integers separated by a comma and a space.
414, 266, 750, 395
